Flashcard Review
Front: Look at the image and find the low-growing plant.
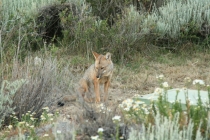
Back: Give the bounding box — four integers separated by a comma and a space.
0, 79, 26, 127
1, 106, 59, 139
120, 76, 210, 139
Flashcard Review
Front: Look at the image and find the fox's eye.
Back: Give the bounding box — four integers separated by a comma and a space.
101, 67, 104, 69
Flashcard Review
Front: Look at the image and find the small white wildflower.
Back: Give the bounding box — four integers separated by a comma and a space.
142, 104, 147, 108
34, 56, 42, 66
57, 130, 61, 134
42, 107, 50, 111
8, 125, 13, 130
30, 125, 34, 128
184, 77, 191, 83
134, 94, 140, 97
112, 115, 121, 122
132, 104, 139, 111
30, 117, 35, 121
50, 118, 53, 121
97, 128, 104, 133
193, 79, 205, 85
43, 134, 49, 137
118, 103, 124, 108
124, 107, 130, 111
41, 117, 46, 121
121, 98, 133, 109
47, 113, 53, 117
156, 74, 164, 79
154, 88, 163, 95
18, 121, 25, 125
26, 123, 29, 127
91, 135, 99, 140
162, 82, 169, 88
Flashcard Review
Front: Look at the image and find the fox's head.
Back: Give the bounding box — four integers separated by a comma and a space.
92, 51, 113, 79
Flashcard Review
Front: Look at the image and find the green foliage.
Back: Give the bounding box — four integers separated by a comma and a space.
143, 0, 210, 44
121, 76, 210, 139
1, 0, 210, 63
1, 0, 59, 22
128, 112, 206, 140
0, 79, 26, 127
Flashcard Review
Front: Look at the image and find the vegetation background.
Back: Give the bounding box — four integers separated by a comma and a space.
0, 0, 210, 139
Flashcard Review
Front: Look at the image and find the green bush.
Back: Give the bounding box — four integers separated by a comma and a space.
142, 0, 210, 42
0, 79, 26, 127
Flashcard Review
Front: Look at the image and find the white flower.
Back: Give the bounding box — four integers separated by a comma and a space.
124, 107, 130, 111
91, 135, 99, 140
121, 98, 133, 109
30, 117, 35, 121
42, 107, 50, 112
97, 128, 104, 133
47, 113, 53, 117
43, 134, 49, 137
57, 130, 61, 134
112, 115, 121, 122
18, 121, 25, 125
34, 56, 42, 66
162, 82, 169, 88
132, 104, 139, 111
8, 125, 13, 130
30, 125, 34, 128
184, 77, 191, 83
156, 74, 164, 79
193, 79, 205, 85
154, 88, 163, 95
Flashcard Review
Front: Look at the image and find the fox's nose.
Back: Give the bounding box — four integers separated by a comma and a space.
96, 75, 100, 79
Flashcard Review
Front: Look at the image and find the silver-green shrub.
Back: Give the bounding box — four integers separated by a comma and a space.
1, 0, 59, 22
128, 112, 209, 140
0, 79, 26, 127
142, 0, 210, 38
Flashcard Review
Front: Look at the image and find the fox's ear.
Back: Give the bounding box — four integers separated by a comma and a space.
105, 52, 111, 60
92, 51, 100, 59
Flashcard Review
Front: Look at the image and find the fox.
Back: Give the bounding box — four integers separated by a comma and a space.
78, 51, 114, 103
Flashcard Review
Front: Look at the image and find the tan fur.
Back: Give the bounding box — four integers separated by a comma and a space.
78, 51, 114, 103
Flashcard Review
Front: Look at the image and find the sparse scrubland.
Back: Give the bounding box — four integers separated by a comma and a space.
0, 0, 210, 139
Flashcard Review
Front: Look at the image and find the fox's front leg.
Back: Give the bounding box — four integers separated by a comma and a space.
94, 79, 100, 103
104, 80, 110, 102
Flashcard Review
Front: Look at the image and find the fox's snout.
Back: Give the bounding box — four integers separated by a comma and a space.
96, 72, 102, 79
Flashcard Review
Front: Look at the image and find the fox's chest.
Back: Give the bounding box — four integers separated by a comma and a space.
99, 76, 109, 84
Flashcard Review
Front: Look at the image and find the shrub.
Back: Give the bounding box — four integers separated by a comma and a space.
0, 79, 26, 127
128, 112, 209, 140
0, 56, 76, 127
142, 0, 210, 42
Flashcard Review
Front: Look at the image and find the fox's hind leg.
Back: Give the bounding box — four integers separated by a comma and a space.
78, 79, 95, 102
